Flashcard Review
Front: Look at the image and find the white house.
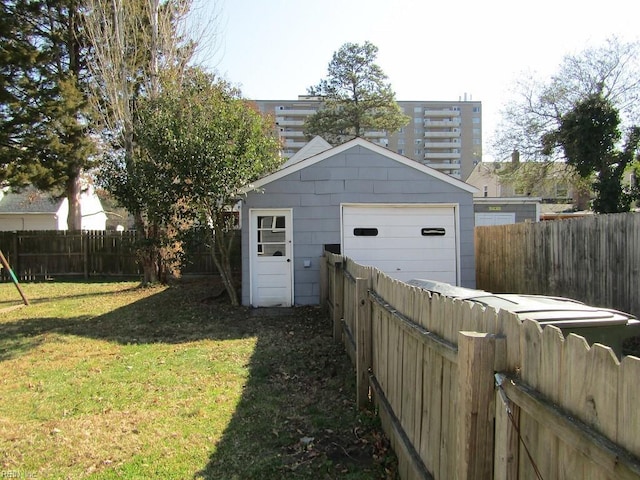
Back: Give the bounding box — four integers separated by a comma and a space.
0, 186, 107, 231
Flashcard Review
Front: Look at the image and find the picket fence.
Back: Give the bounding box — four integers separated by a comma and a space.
322, 252, 640, 480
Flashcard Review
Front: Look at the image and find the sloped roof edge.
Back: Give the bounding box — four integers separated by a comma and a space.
0, 187, 64, 214
243, 137, 477, 194
280, 135, 332, 168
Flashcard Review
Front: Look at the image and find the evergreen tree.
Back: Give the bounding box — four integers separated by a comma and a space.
304, 41, 408, 145
0, 0, 96, 230
0, 1, 38, 176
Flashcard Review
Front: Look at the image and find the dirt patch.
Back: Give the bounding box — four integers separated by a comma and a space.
184, 277, 400, 478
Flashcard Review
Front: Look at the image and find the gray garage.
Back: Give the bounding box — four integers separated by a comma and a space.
240, 137, 477, 307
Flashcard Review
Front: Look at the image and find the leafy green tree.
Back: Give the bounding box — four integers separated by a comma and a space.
133, 68, 281, 304
84, 0, 200, 283
304, 41, 408, 144
542, 93, 640, 213
0, 0, 96, 230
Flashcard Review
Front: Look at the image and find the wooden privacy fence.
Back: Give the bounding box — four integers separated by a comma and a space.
0, 230, 239, 281
475, 212, 640, 318
322, 252, 640, 480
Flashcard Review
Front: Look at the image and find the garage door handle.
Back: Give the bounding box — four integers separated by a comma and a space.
287, 259, 290, 262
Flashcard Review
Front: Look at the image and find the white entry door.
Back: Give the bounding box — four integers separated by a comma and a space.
250, 209, 293, 307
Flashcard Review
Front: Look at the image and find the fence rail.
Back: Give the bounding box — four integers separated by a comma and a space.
475, 212, 640, 318
323, 252, 640, 480
0, 230, 239, 281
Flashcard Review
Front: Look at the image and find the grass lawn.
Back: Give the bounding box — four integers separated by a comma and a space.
0, 279, 397, 479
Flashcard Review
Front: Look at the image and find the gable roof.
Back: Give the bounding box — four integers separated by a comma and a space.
280, 135, 332, 168
246, 137, 477, 194
0, 187, 63, 214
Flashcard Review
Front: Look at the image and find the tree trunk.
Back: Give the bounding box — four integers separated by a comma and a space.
210, 227, 238, 306
66, 174, 83, 231
134, 212, 159, 285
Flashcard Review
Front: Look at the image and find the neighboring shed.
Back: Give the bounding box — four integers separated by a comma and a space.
240, 137, 477, 307
0, 186, 107, 231
474, 197, 541, 225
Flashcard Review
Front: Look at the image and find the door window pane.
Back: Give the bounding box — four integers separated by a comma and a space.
257, 215, 286, 256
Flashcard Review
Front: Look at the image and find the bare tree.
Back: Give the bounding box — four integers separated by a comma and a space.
493, 37, 640, 162
490, 37, 640, 209
83, 0, 218, 283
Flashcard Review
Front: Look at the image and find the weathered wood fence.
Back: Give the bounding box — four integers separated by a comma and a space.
322, 252, 640, 480
475, 212, 640, 318
0, 230, 239, 281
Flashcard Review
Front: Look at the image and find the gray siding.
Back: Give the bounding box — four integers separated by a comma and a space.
242, 144, 476, 306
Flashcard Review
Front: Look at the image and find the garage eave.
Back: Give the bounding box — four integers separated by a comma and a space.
242, 137, 478, 195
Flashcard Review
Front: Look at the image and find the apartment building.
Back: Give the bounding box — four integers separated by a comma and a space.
254, 95, 482, 180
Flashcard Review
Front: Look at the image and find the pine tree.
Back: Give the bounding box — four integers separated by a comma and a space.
304, 41, 408, 144
0, 0, 96, 230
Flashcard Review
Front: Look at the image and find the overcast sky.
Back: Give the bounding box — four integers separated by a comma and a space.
191, 0, 639, 161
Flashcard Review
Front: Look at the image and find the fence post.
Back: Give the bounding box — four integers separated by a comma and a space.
12, 232, 19, 279
356, 276, 372, 408
332, 261, 344, 343
319, 254, 328, 310
83, 231, 89, 280
457, 331, 498, 480
494, 382, 520, 480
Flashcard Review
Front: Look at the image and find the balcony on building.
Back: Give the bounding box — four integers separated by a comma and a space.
423, 109, 461, 118
424, 161, 462, 170
424, 118, 461, 127
278, 130, 305, 137
275, 118, 305, 127
275, 106, 317, 116
424, 152, 462, 160
424, 130, 461, 138
424, 141, 461, 149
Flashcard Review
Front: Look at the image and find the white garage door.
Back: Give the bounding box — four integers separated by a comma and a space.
475, 212, 516, 226
341, 204, 458, 284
